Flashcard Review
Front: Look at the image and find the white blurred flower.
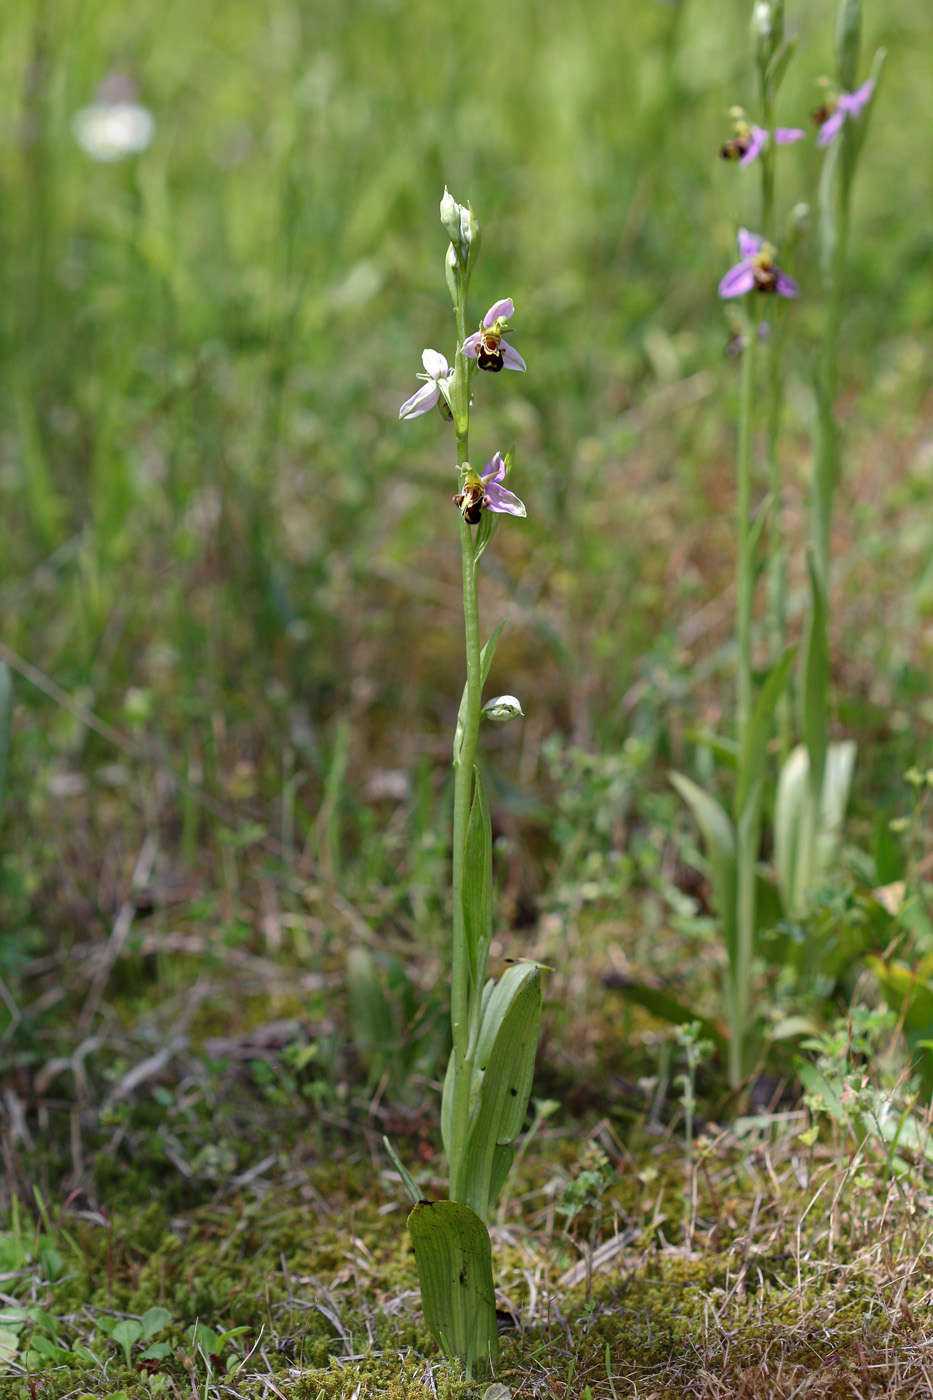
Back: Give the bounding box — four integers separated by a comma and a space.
73, 79, 154, 162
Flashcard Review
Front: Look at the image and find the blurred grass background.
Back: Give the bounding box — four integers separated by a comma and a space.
0, 0, 931, 1016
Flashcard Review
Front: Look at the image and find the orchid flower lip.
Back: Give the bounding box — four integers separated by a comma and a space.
461, 300, 526, 374
454, 452, 526, 521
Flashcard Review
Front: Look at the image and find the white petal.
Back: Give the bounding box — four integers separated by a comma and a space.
398, 382, 440, 419
421, 348, 449, 379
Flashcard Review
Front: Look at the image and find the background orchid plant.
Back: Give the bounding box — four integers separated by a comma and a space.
385, 192, 541, 1380
664, 0, 883, 1087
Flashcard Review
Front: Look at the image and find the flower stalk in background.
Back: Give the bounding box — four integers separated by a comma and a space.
386, 192, 541, 1380
671, 4, 805, 1087
775, 0, 884, 918
719, 13, 804, 753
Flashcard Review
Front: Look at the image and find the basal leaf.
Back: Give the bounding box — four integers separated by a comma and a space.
774, 740, 856, 918
670, 772, 737, 961
407, 1199, 498, 1377
140, 1306, 174, 1341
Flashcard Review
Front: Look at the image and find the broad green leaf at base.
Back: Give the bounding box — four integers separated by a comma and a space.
407, 1199, 498, 1378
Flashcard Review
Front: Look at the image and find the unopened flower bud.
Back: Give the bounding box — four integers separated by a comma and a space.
751, 1, 774, 67
462, 202, 481, 276
440, 187, 463, 246
482, 695, 524, 722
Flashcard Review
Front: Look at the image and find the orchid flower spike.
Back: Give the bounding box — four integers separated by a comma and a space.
720, 111, 805, 167
454, 453, 526, 524
814, 78, 876, 148
399, 349, 452, 420
719, 229, 799, 299
461, 299, 526, 373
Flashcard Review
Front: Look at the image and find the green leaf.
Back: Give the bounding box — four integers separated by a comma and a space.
458, 964, 542, 1217
454, 623, 505, 764
0, 662, 11, 825
765, 33, 799, 97
111, 1319, 142, 1366
796, 1059, 847, 1123
487, 1144, 514, 1211
139, 1341, 173, 1360
744, 491, 773, 583
801, 550, 829, 802
867, 958, 933, 1035
441, 1055, 454, 1161
140, 1306, 174, 1341
834, 0, 862, 92
817, 139, 841, 284
670, 772, 737, 961
0, 1330, 19, 1364
407, 1199, 498, 1377
774, 744, 809, 914
682, 729, 738, 769
473, 509, 500, 563
854, 46, 886, 147
189, 1322, 222, 1356
774, 741, 856, 917
462, 768, 493, 987
735, 645, 797, 822
382, 1135, 422, 1206
606, 979, 726, 1057
346, 947, 396, 1080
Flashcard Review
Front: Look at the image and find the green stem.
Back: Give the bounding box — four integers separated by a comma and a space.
764, 324, 791, 758
808, 160, 850, 803
759, 92, 775, 241
735, 316, 756, 756
448, 296, 483, 1203
757, 90, 790, 756
731, 314, 758, 1089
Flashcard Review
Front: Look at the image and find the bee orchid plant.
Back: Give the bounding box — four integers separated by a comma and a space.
386, 192, 542, 1380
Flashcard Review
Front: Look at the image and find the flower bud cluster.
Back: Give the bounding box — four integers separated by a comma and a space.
440, 188, 481, 303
